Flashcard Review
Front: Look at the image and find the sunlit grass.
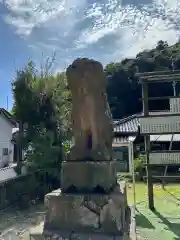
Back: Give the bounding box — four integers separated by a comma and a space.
127, 182, 180, 205
126, 182, 180, 240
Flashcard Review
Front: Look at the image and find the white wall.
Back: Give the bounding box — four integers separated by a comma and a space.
0, 114, 15, 168
0, 163, 28, 183
0, 114, 14, 141
0, 165, 17, 182
9, 142, 14, 164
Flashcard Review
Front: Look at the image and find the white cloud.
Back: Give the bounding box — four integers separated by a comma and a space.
2, 0, 86, 36
76, 0, 180, 58
1, 0, 180, 68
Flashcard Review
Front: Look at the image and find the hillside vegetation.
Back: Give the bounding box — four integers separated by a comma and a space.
105, 40, 180, 118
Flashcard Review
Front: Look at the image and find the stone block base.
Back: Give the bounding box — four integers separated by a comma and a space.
42, 182, 130, 238
30, 226, 131, 240
43, 231, 130, 239
61, 161, 117, 193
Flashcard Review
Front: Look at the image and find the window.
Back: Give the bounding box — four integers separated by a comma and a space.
2, 148, 8, 156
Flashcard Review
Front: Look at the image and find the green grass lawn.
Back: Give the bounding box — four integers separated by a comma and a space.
127, 182, 180, 240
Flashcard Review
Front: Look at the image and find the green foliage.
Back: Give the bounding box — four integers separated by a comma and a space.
25, 131, 62, 179
106, 41, 180, 118
134, 155, 145, 170
134, 156, 146, 180
117, 172, 133, 182
62, 140, 71, 153
12, 58, 71, 179
118, 156, 146, 182
12, 61, 38, 123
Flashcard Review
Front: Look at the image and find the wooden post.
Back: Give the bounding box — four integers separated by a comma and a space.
142, 82, 155, 211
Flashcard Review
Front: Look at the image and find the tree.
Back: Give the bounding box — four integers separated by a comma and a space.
12, 59, 71, 181
106, 41, 180, 118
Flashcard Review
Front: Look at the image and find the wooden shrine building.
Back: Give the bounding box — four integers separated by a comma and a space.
136, 69, 180, 210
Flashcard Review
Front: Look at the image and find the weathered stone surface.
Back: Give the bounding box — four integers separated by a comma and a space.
61, 161, 117, 192
42, 232, 126, 240
30, 221, 132, 240
100, 182, 128, 235
29, 222, 44, 240
44, 189, 99, 232
83, 194, 109, 214
43, 183, 130, 236
66, 58, 113, 161
100, 199, 123, 233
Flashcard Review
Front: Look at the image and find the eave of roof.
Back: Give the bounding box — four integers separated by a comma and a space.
113, 111, 180, 143
113, 114, 140, 134
0, 108, 17, 127
113, 111, 170, 135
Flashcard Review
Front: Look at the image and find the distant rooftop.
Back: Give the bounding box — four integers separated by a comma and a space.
0, 108, 17, 126
113, 111, 180, 143
113, 111, 169, 134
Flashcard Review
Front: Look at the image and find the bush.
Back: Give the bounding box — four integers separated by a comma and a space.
25, 131, 62, 181
134, 155, 146, 180
118, 172, 146, 182
118, 172, 133, 182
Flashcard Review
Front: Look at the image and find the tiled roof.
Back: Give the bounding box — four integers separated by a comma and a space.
113, 136, 130, 143
113, 136, 136, 144
0, 108, 17, 126
113, 110, 169, 134
114, 114, 140, 133
113, 110, 176, 144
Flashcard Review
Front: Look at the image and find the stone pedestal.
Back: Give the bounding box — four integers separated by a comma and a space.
40, 160, 131, 238
61, 161, 117, 193
41, 182, 131, 239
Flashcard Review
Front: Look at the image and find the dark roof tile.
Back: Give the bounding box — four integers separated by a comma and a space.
113, 114, 140, 133
0, 108, 17, 126
113, 136, 136, 144
113, 110, 169, 134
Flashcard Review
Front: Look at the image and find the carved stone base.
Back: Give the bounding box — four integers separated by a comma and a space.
42, 182, 130, 239
61, 161, 117, 193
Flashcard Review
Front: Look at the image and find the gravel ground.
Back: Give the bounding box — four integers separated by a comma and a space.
0, 204, 45, 240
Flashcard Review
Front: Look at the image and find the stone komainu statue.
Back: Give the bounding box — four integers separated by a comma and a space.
66, 58, 113, 161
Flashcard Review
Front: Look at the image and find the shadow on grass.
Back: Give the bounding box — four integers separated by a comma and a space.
154, 209, 180, 239
164, 189, 180, 203
136, 210, 155, 229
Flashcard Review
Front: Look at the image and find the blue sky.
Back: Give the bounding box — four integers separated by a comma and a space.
0, 0, 179, 110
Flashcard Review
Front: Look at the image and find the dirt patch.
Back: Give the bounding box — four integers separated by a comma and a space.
0, 204, 45, 240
